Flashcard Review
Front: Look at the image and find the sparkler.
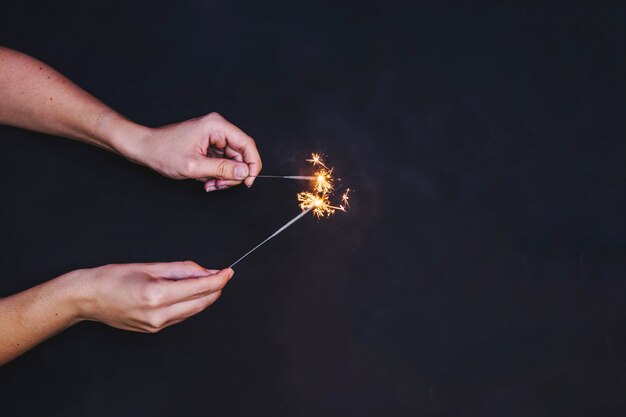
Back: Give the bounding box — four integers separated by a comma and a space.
250, 152, 334, 188
229, 153, 349, 268
252, 175, 316, 180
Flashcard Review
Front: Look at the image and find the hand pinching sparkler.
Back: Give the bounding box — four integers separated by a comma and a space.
229, 153, 350, 268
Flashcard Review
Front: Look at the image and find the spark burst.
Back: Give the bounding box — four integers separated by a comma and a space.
229, 153, 350, 267
306, 153, 328, 169
298, 154, 349, 217
297, 191, 344, 217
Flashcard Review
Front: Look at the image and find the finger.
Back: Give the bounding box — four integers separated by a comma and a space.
244, 159, 262, 188
216, 149, 244, 188
143, 291, 222, 332
143, 261, 211, 280
217, 120, 262, 188
191, 156, 249, 181
158, 290, 223, 330
225, 146, 244, 162
156, 268, 233, 305
204, 178, 217, 192
215, 179, 241, 190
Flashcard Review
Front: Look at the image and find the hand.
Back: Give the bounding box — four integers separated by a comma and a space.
0, 49, 262, 191
73, 261, 233, 333
130, 112, 262, 191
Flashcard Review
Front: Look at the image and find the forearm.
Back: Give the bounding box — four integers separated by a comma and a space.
0, 46, 148, 159
0, 272, 84, 365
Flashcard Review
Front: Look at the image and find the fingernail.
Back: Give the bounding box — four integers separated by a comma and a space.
206, 185, 216, 192
235, 165, 248, 179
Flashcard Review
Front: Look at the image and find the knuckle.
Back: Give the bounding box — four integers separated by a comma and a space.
184, 159, 197, 176
146, 325, 162, 334
147, 312, 167, 329
216, 160, 230, 178
206, 111, 222, 121
183, 260, 198, 269
141, 285, 163, 308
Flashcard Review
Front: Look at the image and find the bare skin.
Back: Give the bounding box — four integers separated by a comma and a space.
0, 47, 262, 364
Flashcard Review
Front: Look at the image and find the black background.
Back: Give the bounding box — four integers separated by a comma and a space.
1, 1, 625, 416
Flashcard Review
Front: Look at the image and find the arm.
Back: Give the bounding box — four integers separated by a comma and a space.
0, 262, 233, 365
0, 47, 253, 365
0, 47, 141, 156
0, 46, 262, 190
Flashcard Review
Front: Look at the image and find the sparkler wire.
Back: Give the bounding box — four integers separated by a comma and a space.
252, 175, 316, 180
229, 207, 313, 268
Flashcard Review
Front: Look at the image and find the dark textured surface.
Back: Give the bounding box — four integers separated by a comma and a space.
0, 1, 625, 416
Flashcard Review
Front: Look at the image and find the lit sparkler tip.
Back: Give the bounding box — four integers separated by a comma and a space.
299, 153, 350, 218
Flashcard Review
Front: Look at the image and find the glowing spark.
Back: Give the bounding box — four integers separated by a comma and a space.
297, 191, 344, 218
306, 153, 328, 169
314, 168, 333, 194
341, 188, 351, 208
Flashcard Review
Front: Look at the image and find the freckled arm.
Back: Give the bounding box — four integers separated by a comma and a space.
0, 46, 147, 158
0, 272, 84, 365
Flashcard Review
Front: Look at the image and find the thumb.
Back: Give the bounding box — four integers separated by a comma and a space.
192, 157, 249, 180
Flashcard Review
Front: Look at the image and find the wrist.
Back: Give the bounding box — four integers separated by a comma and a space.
40, 270, 87, 327
94, 110, 153, 166
51, 269, 97, 324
